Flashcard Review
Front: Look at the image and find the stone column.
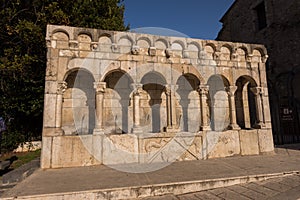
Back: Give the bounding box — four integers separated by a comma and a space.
132, 83, 143, 134
198, 85, 211, 131
93, 82, 106, 134
170, 84, 179, 130
250, 87, 264, 129
226, 86, 241, 130
55, 81, 67, 135
165, 85, 172, 131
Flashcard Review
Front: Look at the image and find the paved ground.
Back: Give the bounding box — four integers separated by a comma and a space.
139, 174, 300, 200
1, 144, 300, 199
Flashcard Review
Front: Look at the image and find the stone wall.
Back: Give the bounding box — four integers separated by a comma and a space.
217, 0, 300, 144
42, 25, 274, 169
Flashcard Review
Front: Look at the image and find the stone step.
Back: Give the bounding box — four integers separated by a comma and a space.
1, 171, 298, 200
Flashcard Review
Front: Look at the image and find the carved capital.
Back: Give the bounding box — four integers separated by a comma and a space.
91, 42, 98, 51
111, 43, 119, 53
165, 48, 173, 58
198, 85, 209, 95
94, 82, 106, 94
69, 40, 78, 49
246, 54, 253, 62
250, 87, 262, 96
213, 51, 221, 60
165, 85, 171, 96
57, 81, 67, 95
131, 45, 140, 55
226, 86, 238, 97
132, 83, 143, 95
148, 47, 157, 56
262, 55, 268, 63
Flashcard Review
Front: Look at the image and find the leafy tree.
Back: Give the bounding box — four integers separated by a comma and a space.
0, 0, 128, 151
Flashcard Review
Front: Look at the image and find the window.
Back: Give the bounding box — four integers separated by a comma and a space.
255, 2, 267, 30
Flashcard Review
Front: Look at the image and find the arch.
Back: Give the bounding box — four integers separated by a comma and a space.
76, 30, 93, 41
103, 70, 134, 133
204, 44, 216, 60
52, 31, 69, 49
118, 35, 134, 46
220, 45, 231, 61
237, 45, 250, 55
52, 31, 69, 40
137, 37, 152, 48
63, 67, 94, 83
78, 33, 92, 43
171, 40, 185, 50
187, 41, 201, 52
176, 73, 201, 132
236, 47, 247, 62
235, 75, 258, 129
204, 43, 217, 52
141, 72, 167, 133
207, 75, 230, 131
252, 47, 267, 57
62, 69, 95, 135
154, 38, 168, 49
98, 35, 112, 44
252, 48, 263, 63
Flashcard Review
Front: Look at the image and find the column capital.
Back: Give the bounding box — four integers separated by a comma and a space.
198, 84, 209, 95
131, 83, 143, 95
250, 87, 262, 96
262, 55, 268, 63
164, 84, 172, 96
57, 81, 67, 95
94, 81, 106, 94
226, 86, 238, 97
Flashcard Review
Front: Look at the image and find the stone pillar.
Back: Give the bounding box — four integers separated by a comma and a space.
165, 85, 172, 131
226, 86, 241, 130
198, 85, 211, 131
55, 81, 67, 135
250, 87, 264, 129
132, 83, 143, 134
164, 84, 179, 132
93, 82, 106, 134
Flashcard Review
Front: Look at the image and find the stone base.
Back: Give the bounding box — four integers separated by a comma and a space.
132, 127, 143, 134
165, 127, 180, 133
200, 126, 211, 131
41, 129, 275, 169
93, 128, 104, 135
227, 124, 241, 130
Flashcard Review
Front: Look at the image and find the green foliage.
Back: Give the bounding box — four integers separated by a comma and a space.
0, 0, 128, 150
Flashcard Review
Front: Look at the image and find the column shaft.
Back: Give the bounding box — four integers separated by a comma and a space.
55, 81, 67, 135
165, 85, 172, 129
251, 87, 264, 128
199, 85, 210, 131
132, 83, 143, 134
94, 82, 106, 134
226, 86, 240, 130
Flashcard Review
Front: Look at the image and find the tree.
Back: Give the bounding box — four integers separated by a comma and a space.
0, 0, 128, 151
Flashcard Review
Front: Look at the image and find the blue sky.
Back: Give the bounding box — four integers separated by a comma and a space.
124, 0, 235, 39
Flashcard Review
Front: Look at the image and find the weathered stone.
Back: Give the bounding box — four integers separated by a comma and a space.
240, 130, 259, 155
258, 129, 274, 153
42, 25, 273, 169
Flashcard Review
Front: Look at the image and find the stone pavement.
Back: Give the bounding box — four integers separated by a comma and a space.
1, 145, 300, 200
139, 174, 300, 200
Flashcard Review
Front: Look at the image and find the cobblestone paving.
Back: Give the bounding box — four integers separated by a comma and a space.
140, 174, 300, 200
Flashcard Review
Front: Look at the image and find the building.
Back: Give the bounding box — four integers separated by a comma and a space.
41, 25, 273, 169
217, 0, 300, 144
